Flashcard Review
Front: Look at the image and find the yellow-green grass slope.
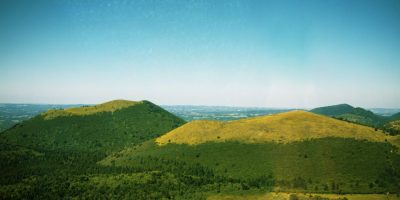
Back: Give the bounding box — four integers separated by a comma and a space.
102, 111, 400, 194
156, 110, 400, 148
42, 99, 141, 120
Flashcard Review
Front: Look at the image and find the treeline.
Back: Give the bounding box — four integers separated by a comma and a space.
0, 149, 276, 199
333, 116, 400, 135
381, 127, 400, 136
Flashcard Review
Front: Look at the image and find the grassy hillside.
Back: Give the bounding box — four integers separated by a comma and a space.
102, 111, 400, 195
42, 100, 138, 120
1, 100, 185, 153
2, 103, 400, 199
155, 110, 397, 147
0, 100, 189, 199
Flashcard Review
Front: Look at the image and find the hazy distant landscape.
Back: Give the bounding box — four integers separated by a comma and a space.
0, 104, 289, 132
2, 103, 400, 133
3, 103, 399, 133
0, 104, 79, 132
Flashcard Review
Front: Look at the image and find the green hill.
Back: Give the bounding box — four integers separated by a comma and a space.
310, 104, 354, 116
311, 104, 388, 128
2, 103, 400, 199
102, 111, 400, 195
390, 113, 400, 121
155, 110, 395, 146
0, 100, 187, 199
0, 99, 185, 153
311, 104, 400, 135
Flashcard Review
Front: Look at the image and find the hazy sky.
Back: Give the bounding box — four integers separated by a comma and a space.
1, 0, 400, 108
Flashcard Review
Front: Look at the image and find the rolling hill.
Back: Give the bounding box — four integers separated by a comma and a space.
102, 110, 400, 195
155, 110, 395, 146
2, 102, 400, 199
0, 99, 185, 153
0, 100, 187, 199
310, 104, 354, 116
310, 104, 399, 129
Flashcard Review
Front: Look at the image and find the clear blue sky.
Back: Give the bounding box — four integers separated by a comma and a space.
0, 0, 399, 108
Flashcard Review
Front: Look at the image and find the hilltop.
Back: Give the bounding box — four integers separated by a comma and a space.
42, 99, 140, 120
310, 104, 354, 116
1, 99, 185, 153
310, 104, 400, 129
0, 99, 188, 199
156, 110, 398, 147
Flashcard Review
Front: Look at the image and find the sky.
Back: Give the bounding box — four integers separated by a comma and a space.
0, 0, 400, 108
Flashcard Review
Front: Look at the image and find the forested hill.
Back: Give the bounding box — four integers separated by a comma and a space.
311, 104, 400, 130
0, 99, 185, 153
102, 110, 400, 196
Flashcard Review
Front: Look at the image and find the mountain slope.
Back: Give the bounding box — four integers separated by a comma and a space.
310, 104, 354, 116
390, 112, 400, 121
156, 110, 395, 147
102, 111, 400, 194
311, 104, 388, 128
0, 99, 185, 153
384, 120, 400, 135
0, 100, 188, 199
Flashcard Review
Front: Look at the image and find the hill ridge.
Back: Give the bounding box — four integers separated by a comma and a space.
156, 110, 400, 148
1, 99, 186, 152
42, 99, 144, 120
310, 104, 354, 116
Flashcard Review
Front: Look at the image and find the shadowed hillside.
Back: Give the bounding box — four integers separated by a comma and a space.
0, 100, 189, 199
310, 104, 354, 116
102, 111, 400, 195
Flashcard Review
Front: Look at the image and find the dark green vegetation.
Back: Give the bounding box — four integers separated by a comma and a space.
0, 100, 201, 199
1, 101, 400, 199
310, 104, 355, 116
384, 120, 400, 136
0, 104, 290, 132
162, 105, 291, 121
104, 138, 400, 195
1, 100, 184, 153
311, 104, 400, 134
